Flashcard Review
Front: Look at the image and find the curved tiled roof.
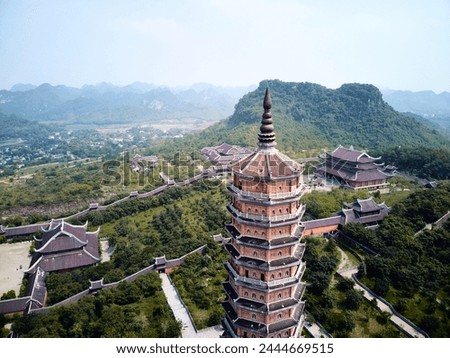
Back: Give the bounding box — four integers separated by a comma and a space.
331, 145, 380, 163
26, 220, 100, 274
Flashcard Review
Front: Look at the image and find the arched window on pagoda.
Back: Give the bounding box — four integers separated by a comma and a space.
253, 251, 258, 257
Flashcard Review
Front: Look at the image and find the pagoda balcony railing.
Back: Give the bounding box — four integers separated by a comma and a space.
229, 184, 304, 201
228, 204, 305, 223
225, 261, 300, 289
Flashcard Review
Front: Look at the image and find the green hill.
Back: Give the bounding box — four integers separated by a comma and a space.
0, 112, 53, 142
165, 80, 448, 155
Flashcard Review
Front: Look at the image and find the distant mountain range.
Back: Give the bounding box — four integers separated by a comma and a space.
0, 82, 255, 128
184, 80, 449, 152
381, 89, 450, 129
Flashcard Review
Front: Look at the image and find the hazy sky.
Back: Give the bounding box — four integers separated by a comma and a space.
0, 0, 449, 92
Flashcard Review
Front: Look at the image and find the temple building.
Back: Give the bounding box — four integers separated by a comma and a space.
222, 89, 306, 338
130, 154, 158, 173
341, 197, 390, 228
25, 219, 100, 274
301, 197, 390, 236
201, 143, 253, 165
317, 145, 392, 190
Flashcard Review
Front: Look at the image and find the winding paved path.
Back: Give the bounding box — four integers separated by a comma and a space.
336, 248, 426, 338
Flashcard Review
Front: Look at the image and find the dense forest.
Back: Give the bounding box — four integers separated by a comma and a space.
302, 237, 402, 338
341, 183, 450, 337
375, 146, 450, 180
170, 244, 228, 330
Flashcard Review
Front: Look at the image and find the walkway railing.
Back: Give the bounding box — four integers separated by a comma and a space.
351, 273, 429, 338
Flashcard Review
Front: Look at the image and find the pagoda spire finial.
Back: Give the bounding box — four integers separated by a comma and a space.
258, 88, 276, 148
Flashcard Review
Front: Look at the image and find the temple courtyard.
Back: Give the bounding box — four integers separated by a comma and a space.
0, 241, 31, 297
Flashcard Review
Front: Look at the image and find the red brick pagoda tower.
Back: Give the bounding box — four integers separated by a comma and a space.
222, 88, 306, 338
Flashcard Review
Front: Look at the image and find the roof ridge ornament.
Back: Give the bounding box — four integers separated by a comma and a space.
258, 88, 277, 149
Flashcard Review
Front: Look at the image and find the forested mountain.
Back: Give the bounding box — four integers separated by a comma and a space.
189, 80, 449, 152
0, 82, 252, 127
0, 112, 53, 142
382, 89, 450, 129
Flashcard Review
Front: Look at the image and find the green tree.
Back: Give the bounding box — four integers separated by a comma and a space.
0, 290, 16, 300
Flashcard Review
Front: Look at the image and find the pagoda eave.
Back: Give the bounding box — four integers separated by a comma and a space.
224, 264, 304, 291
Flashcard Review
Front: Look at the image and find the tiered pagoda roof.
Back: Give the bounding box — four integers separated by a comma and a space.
232, 149, 302, 180
222, 89, 306, 338
231, 90, 302, 180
